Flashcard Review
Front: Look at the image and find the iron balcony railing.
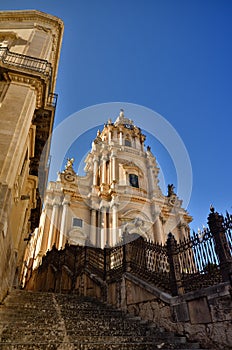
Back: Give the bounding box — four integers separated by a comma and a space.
0, 47, 58, 109
0, 46, 52, 77
47, 93, 58, 108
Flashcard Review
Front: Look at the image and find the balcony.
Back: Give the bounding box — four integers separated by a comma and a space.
0, 46, 52, 77
0, 47, 58, 109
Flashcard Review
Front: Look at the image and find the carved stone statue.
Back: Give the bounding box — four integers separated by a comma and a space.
168, 184, 175, 197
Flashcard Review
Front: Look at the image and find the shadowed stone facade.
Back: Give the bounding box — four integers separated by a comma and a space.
0, 10, 63, 301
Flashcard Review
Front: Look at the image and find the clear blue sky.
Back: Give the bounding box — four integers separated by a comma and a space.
1, 0, 232, 231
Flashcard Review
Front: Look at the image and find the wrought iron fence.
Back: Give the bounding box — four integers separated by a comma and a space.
129, 238, 170, 292
224, 211, 232, 256
107, 245, 124, 280
177, 229, 222, 293
37, 208, 232, 296
86, 246, 105, 280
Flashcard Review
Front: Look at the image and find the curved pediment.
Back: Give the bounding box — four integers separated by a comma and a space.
68, 228, 87, 246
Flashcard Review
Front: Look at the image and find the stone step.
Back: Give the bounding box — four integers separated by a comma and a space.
0, 343, 209, 350
0, 290, 207, 350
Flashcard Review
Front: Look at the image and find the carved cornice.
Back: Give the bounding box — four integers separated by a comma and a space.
6, 72, 45, 108
130, 197, 147, 204
0, 10, 63, 32
71, 193, 84, 202
0, 10, 64, 92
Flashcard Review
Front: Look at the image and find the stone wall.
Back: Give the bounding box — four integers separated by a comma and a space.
117, 274, 232, 350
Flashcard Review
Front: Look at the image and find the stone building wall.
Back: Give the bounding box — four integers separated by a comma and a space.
0, 10, 63, 301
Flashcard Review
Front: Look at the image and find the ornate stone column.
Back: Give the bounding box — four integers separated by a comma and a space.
100, 206, 107, 248
90, 208, 97, 246
111, 203, 119, 246
108, 130, 112, 144
47, 196, 61, 250
58, 194, 70, 249
153, 210, 164, 244
101, 156, 107, 184
147, 164, 155, 194
39, 200, 53, 257
93, 156, 99, 186
111, 154, 116, 183
97, 210, 101, 247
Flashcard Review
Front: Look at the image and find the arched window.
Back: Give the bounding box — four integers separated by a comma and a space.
129, 174, 139, 188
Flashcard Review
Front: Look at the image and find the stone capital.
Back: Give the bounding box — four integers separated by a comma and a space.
52, 195, 61, 206
7, 72, 45, 108
62, 194, 71, 206
93, 155, 99, 162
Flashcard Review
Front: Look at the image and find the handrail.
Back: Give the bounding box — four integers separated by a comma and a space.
35, 208, 232, 296
0, 47, 52, 76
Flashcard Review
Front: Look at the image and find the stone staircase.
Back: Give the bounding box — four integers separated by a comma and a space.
0, 290, 208, 350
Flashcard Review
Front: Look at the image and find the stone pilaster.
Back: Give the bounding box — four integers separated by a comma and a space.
90, 208, 97, 246
58, 194, 70, 249
47, 196, 61, 250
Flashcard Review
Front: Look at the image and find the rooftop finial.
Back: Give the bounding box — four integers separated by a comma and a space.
114, 109, 134, 126
65, 157, 74, 169
120, 109, 124, 117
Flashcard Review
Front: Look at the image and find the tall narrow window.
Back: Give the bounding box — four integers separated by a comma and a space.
129, 174, 139, 188
125, 139, 131, 147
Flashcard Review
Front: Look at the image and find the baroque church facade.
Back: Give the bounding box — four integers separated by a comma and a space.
24, 110, 192, 278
